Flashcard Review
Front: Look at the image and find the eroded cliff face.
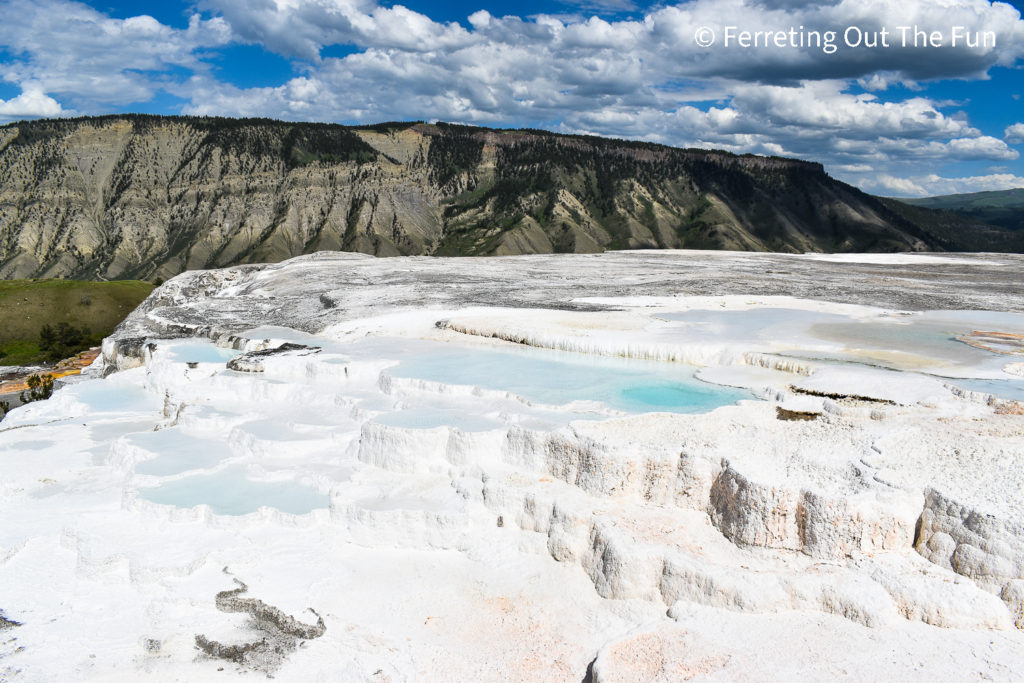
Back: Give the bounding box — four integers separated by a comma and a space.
0, 116, 939, 280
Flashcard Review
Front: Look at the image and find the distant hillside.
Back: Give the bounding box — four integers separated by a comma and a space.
899, 189, 1024, 232
0, 115, 1008, 280
880, 201, 1023, 253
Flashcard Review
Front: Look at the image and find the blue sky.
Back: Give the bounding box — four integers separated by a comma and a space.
1, 0, 1023, 196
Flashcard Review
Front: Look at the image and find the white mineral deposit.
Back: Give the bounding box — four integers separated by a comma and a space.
1, 250, 1023, 680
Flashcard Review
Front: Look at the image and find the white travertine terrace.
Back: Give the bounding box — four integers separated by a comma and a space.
1, 249, 1023, 680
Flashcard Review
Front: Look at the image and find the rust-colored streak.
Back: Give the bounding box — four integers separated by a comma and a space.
956, 330, 1024, 355
0, 348, 101, 394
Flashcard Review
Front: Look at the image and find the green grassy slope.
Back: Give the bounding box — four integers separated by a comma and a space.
879, 198, 1024, 252
0, 279, 154, 365
899, 189, 1024, 232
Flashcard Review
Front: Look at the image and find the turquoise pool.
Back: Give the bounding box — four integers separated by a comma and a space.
389, 343, 751, 414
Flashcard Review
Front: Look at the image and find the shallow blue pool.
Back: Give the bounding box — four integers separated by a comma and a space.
163, 342, 239, 364
947, 378, 1024, 401
71, 382, 162, 414
130, 429, 226, 476
138, 466, 328, 515
390, 344, 751, 414
661, 307, 1024, 370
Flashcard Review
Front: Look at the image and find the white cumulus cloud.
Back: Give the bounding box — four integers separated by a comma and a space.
0, 0, 231, 110
1005, 122, 1024, 143
863, 172, 1024, 197
0, 86, 63, 120
3, 0, 1024, 197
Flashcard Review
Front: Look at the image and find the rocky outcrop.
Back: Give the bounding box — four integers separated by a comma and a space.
226, 343, 321, 373
194, 573, 325, 675
0, 116, 956, 281
915, 488, 1024, 625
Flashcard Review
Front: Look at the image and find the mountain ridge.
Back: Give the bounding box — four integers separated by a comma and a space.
0, 114, 999, 281
897, 188, 1024, 234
